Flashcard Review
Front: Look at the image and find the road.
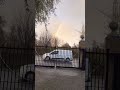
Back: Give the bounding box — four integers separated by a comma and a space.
35, 66, 85, 90
35, 55, 81, 68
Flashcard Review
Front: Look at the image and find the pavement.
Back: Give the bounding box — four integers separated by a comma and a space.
35, 66, 85, 90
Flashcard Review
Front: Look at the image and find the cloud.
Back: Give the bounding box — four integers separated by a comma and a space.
35, 0, 85, 46
54, 22, 80, 46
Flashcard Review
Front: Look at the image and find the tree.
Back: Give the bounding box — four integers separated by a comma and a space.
38, 31, 52, 47
61, 43, 71, 48
0, 0, 35, 48
72, 43, 79, 48
2, 0, 60, 48
37, 31, 61, 47
23, 0, 60, 22
35, 0, 60, 23
6, 10, 34, 48
51, 36, 61, 47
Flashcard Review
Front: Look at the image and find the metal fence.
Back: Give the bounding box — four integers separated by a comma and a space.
85, 48, 107, 90
85, 48, 120, 90
107, 53, 120, 90
0, 47, 35, 90
35, 46, 84, 69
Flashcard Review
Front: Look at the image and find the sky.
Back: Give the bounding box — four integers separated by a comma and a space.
35, 0, 85, 46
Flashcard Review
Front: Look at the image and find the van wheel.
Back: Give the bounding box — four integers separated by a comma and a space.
25, 71, 35, 82
45, 56, 50, 60
66, 58, 70, 62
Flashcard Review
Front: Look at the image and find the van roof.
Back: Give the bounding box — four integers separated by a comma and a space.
54, 49, 72, 51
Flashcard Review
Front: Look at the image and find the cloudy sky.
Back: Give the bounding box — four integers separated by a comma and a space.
35, 0, 85, 46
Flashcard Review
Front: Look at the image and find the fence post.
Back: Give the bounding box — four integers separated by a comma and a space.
81, 49, 85, 70
78, 47, 81, 69
85, 57, 90, 81
105, 49, 109, 90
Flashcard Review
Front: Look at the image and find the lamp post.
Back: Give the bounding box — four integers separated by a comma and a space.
79, 34, 85, 70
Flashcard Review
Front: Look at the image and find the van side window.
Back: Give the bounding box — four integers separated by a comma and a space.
51, 51, 58, 54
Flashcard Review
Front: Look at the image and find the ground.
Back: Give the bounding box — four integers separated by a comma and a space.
0, 68, 34, 90
35, 66, 85, 90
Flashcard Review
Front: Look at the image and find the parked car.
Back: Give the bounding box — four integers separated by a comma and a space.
42, 49, 73, 61
20, 64, 35, 82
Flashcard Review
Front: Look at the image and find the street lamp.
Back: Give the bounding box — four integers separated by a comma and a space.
80, 34, 85, 41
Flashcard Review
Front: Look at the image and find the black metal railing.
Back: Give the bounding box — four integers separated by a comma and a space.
0, 47, 35, 90
85, 48, 107, 90
85, 48, 120, 90
107, 53, 120, 90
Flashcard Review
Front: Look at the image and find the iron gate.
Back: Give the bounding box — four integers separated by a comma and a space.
85, 48, 107, 90
107, 53, 120, 90
85, 48, 120, 90
0, 47, 35, 90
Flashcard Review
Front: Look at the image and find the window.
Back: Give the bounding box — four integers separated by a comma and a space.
51, 51, 58, 54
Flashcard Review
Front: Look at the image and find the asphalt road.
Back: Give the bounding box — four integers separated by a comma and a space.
35, 66, 85, 90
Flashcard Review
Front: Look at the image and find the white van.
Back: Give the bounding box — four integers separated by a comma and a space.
42, 49, 73, 61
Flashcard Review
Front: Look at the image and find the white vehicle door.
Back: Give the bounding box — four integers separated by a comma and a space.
50, 51, 59, 59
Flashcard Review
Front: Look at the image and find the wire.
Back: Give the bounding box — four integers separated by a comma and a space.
0, 55, 13, 72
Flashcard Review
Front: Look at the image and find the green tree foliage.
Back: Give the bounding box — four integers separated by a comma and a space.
35, 0, 60, 23
2, 0, 60, 23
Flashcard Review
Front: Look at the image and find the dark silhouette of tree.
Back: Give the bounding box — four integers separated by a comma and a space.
38, 31, 52, 47
72, 43, 79, 48
1, 0, 60, 48
37, 31, 61, 47
51, 37, 59, 47
7, 11, 34, 48
35, 0, 60, 23
61, 43, 71, 48
2, 0, 60, 23
24, 0, 60, 48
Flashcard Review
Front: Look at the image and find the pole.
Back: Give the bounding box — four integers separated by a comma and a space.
105, 49, 109, 90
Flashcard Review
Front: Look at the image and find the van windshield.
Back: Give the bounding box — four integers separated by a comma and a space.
50, 51, 58, 54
